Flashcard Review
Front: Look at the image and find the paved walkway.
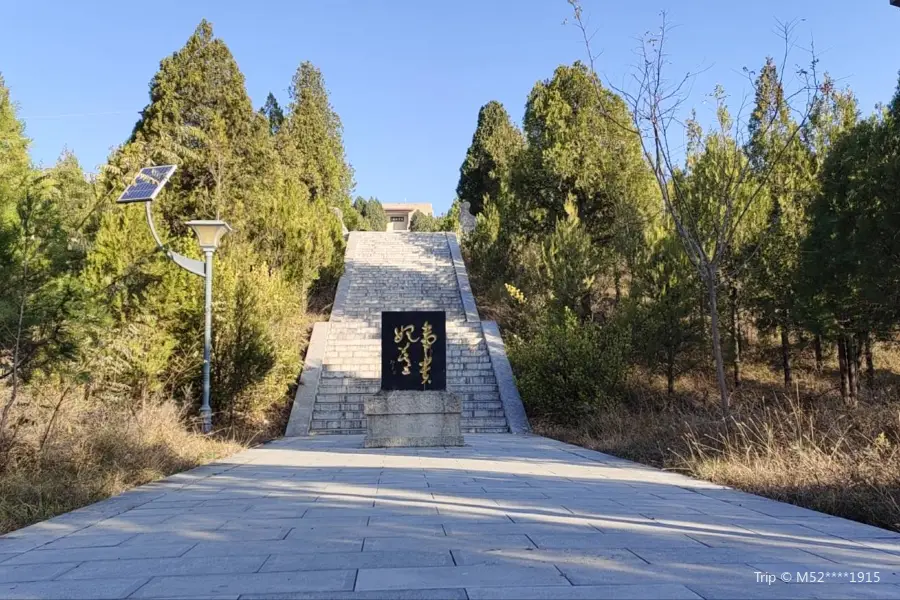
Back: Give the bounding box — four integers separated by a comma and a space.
1, 435, 899, 599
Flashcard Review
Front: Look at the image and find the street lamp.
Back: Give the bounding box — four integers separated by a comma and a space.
185, 220, 232, 432
117, 166, 232, 433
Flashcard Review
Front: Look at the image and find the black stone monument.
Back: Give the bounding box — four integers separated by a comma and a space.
381, 311, 446, 391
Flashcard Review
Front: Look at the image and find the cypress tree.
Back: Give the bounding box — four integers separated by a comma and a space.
519, 63, 655, 248
278, 62, 354, 209
457, 101, 524, 216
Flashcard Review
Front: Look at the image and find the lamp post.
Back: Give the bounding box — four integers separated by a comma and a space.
117, 166, 232, 434
185, 220, 232, 433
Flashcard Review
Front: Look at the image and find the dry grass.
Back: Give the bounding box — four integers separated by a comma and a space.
535, 340, 900, 532
0, 393, 242, 535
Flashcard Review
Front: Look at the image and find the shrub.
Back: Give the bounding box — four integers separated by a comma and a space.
509, 308, 630, 424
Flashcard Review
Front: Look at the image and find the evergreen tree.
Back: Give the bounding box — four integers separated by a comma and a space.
629, 231, 704, 395
115, 20, 272, 227
86, 21, 342, 424
744, 58, 815, 387
259, 92, 285, 135
352, 196, 387, 231
796, 76, 858, 375
801, 81, 895, 403
409, 210, 440, 232
456, 101, 524, 216
0, 74, 29, 208
278, 62, 354, 208
539, 199, 600, 318
519, 63, 655, 248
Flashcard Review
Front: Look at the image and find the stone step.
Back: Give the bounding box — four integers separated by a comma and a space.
311, 424, 512, 435
312, 410, 365, 421
461, 409, 506, 418
310, 428, 367, 436
313, 399, 499, 412
320, 370, 380, 379
317, 383, 381, 394
464, 401, 504, 410
460, 417, 508, 428
300, 231, 519, 438
447, 384, 499, 393
310, 418, 365, 431
315, 402, 365, 412
322, 359, 381, 367
462, 426, 510, 434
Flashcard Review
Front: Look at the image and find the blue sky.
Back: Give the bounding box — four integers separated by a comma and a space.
2, 1, 898, 214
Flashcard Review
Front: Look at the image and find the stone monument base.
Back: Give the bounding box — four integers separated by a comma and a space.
364, 390, 464, 448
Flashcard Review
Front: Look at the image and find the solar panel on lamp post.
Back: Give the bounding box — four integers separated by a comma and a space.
893, 0, 900, 7
117, 166, 231, 434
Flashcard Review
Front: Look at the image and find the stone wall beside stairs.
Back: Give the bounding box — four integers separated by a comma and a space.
286, 231, 529, 437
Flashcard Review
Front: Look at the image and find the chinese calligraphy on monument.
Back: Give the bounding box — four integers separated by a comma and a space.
381, 311, 446, 391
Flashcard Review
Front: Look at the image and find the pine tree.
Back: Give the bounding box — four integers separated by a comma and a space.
540, 199, 599, 318
456, 101, 524, 216
629, 231, 704, 395
259, 92, 285, 135
802, 81, 897, 404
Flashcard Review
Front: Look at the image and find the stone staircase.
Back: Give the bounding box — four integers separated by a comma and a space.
286, 231, 530, 438
309, 232, 508, 435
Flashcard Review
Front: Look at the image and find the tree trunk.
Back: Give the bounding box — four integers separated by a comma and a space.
666, 348, 675, 396
864, 333, 874, 389
780, 327, 792, 388
814, 335, 823, 372
847, 335, 858, 403
730, 286, 741, 388
838, 337, 850, 403
705, 274, 729, 417
854, 334, 863, 397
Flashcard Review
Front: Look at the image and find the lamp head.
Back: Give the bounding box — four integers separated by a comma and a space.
185, 220, 232, 252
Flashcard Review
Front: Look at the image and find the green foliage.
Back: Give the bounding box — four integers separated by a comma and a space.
259, 92, 285, 135
212, 244, 305, 423
539, 200, 600, 318
352, 196, 387, 231
509, 308, 630, 425
0, 74, 29, 205
519, 63, 655, 249
76, 22, 347, 426
628, 233, 704, 392
463, 197, 508, 297
409, 205, 459, 233
409, 210, 439, 232
457, 101, 524, 215
801, 84, 896, 339
743, 59, 815, 337
0, 172, 93, 382
278, 62, 354, 208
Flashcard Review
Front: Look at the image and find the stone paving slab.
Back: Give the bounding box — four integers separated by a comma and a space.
2, 434, 900, 599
